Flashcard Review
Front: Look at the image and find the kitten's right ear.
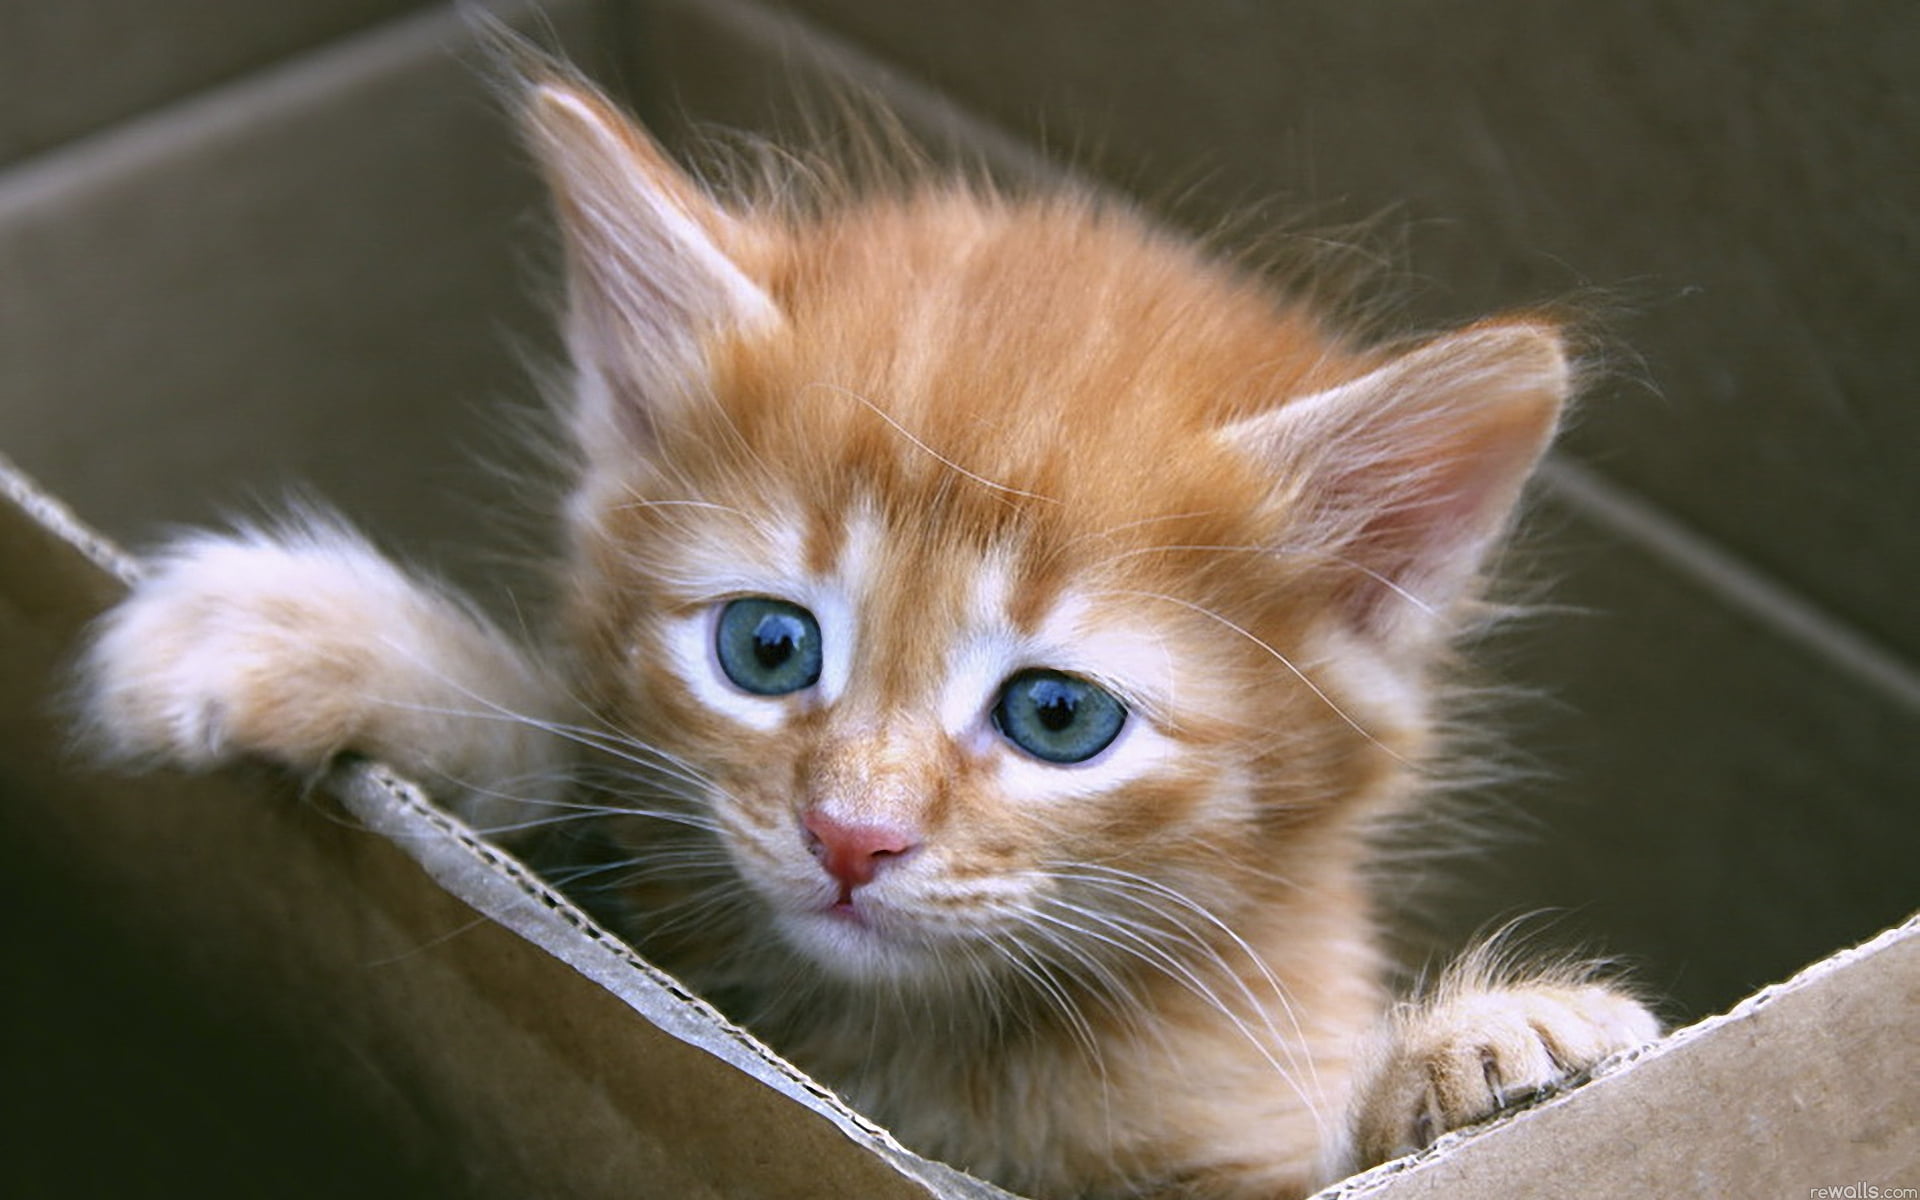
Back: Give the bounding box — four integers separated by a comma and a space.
1222, 321, 1570, 651
519, 78, 779, 446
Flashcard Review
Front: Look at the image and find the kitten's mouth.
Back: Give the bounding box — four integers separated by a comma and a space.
823, 893, 870, 926
773, 888, 940, 981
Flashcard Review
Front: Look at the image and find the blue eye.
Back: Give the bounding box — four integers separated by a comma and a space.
992, 669, 1126, 764
715, 598, 823, 696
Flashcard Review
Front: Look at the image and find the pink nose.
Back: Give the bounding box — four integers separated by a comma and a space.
802, 810, 920, 892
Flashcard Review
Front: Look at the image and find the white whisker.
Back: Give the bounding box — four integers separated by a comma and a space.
1098, 587, 1400, 758
1040, 864, 1331, 1133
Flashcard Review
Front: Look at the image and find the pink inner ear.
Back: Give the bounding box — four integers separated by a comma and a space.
521, 77, 782, 461
1221, 322, 1570, 643
1336, 395, 1558, 633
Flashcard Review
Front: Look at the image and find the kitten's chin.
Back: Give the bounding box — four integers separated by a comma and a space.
773, 904, 952, 984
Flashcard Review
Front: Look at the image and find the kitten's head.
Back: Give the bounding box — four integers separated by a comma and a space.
519, 79, 1570, 988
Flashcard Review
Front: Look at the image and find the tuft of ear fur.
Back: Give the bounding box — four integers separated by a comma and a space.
1223, 321, 1570, 651
517, 75, 780, 453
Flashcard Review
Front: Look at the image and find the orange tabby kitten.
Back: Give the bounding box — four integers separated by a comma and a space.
79, 66, 1657, 1198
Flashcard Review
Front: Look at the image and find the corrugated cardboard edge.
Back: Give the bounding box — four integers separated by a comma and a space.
327, 763, 1017, 1200
1316, 910, 1920, 1197
0, 449, 142, 585
0, 450, 1016, 1200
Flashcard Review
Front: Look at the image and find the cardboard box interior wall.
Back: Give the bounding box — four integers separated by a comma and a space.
2, 2, 1916, 1196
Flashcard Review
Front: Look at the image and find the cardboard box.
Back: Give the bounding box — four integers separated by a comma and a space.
3, 2, 1914, 1197
4, 450, 1917, 1195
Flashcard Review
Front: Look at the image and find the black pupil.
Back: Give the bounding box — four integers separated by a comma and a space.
1032, 681, 1079, 731
752, 615, 800, 669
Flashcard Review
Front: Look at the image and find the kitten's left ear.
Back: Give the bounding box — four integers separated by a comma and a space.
1223, 321, 1570, 649
519, 77, 779, 445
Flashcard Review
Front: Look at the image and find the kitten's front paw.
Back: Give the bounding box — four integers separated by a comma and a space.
1350, 982, 1658, 1164
75, 522, 570, 827
79, 528, 424, 773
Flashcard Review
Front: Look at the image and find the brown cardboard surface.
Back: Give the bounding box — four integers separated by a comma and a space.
626, 0, 1073, 188
0, 0, 425, 164
0, 2, 604, 593
0, 454, 1000, 1199
1450, 483, 1920, 1015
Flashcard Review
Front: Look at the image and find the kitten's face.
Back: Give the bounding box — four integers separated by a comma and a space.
524, 80, 1564, 990
564, 198, 1400, 985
